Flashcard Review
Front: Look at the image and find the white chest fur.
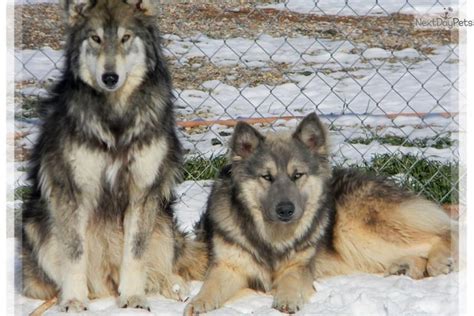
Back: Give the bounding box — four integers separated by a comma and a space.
64, 138, 168, 196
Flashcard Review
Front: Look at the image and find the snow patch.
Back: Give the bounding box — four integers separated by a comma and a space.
259, 0, 458, 17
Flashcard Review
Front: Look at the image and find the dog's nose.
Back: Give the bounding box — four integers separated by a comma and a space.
102, 73, 119, 88
276, 201, 295, 222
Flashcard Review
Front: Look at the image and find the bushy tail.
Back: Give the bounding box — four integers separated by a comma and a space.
397, 198, 458, 237
398, 197, 459, 269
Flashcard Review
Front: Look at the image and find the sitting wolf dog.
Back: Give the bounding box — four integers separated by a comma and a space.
21, 0, 206, 312
185, 113, 458, 315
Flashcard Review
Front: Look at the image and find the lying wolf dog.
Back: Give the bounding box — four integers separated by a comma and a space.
21, 0, 206, 312
185, 113, 458, 315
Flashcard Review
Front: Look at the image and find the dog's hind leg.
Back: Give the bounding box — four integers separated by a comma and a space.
142, 219, 190, 302
426, 239, 456, 276
393, 198, 458, 276
385, 256, 427, 279
173, 230, 209, 281
22, 245, 58, 300
324, 190, 458, 280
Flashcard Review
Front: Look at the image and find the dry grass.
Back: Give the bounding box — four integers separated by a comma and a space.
16, 3, 458, 51
170, 57, 291, 89
15, 2, 456, 91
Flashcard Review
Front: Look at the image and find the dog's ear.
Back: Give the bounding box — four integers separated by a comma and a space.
230, 122, 265, 160
293, 113, 328, 156
124, 0, 159, 16
60, 0, 96, 25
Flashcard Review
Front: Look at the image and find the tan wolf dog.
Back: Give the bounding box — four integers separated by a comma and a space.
185, 113, 458, 315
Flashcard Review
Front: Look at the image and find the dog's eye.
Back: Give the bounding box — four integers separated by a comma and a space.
91, 35, 102, 44
261, 174, 273, 182
292, 172, 305, 181
122, 34, 131, 43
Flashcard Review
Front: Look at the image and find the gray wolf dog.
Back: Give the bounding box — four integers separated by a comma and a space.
21, 0, 207, 312
184, 113, 458, 315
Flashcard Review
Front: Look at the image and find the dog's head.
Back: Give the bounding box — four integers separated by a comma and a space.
62, 0, 161, 93
230, 113, 331, 227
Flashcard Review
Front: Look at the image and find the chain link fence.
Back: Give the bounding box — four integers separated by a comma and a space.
14, 0, 463, 220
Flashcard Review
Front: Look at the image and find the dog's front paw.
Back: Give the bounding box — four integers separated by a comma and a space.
183, 297, 220, 316
160, 275, 189, 302
60, 298, 88, 313
119, 294, 150, 311
272, 291, 306, 314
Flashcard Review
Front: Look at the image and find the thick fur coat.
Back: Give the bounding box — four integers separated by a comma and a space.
21, 0, 207, 312
185, 113, 458, 315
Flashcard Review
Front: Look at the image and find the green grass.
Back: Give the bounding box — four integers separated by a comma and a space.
182, 154, 459, 204
348, 134, 453, 149
16, 96, 41, 120
14, 186, 33, 201
14, 154, 458, 205
182, 155, 228, 181
349, 154, 458, 204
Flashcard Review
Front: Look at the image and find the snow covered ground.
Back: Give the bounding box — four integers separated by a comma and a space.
15, 33, 460, 164
259, 0, 459, 16
12, 181, 461, 316
16, 0, 459, 16
15, 271, 460, 316
10, 176, 463, 314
